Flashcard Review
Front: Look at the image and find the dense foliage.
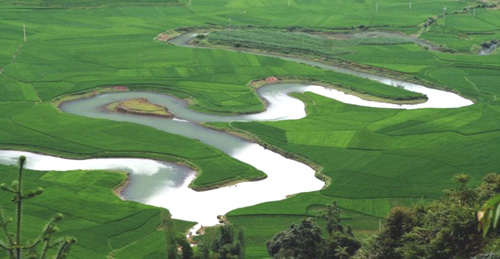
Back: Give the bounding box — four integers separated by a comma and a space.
206, 30, 413, 59
1, 0, 500, 257
356, 173, 500, 258
184, 221, 245, 259
263, 174, 500, 258
266, 202, 361, 258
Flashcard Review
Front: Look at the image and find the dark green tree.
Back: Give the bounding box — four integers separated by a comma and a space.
191, 218, 245, 259
325, 229, 361, 258
0, 156, 76, 258
361, 173, 500, 259
236, 228, 245, 259
194, 242, 210, 259
266, 202, 361, 259
160, 211, 178, 259
266, 218, 325, 259
212, 223, 234, 253
319, 202, 361, 258
210, 222, 244, 258
176, 235, 193, 259
320, 201, 343, 234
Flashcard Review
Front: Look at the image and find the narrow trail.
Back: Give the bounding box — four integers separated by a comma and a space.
0, 24, 26, 75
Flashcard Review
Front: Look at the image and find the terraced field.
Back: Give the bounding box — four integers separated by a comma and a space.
0, 163, 193, 258
1, 0, 500, 257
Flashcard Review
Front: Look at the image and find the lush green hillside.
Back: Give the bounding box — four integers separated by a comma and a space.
0, 164, 194, 258
1, 0, 500, 257
226, 93, 500, 257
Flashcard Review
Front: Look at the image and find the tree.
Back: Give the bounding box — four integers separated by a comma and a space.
319, 201, 343, 234
360, 173, 500, 259
0, 156, 76, 258
236, 228, 245, 259
212, 223, 234, 253
266, 218, 324, 259
266, 202, 361, 259
325, 228, 361, 259
446, 173, 477, 206
194, 242, 210, 259
478, 195, 500, 236
160, 211, 178, 259
176, 235, 193, 259
211, 222, 244, 258
477, 173, 500, 236
191, 219, 245, 259
320, 202, 361, 258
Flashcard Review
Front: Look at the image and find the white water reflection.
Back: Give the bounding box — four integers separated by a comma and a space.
148, 143, 319, 225
170, 32, 473, 111
0, 33, 476, 229
305, 84, 472, 109
0, 150, 168, 175
0, 143, 320, 227
0, 79, 474, 228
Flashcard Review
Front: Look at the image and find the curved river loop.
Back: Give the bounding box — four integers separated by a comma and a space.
0, 32, 473, 233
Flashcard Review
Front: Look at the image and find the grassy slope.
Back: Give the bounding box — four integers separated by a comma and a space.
0, 164, 194, 258
0, 101, 265, 189
233, 93, 500, 198
206, 29, 413, 58
420, 8, 500, 52
228, 92, 500, 257
1, 0, 500, 258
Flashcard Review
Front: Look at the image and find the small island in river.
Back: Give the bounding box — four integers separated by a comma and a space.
106, 98, 174, 118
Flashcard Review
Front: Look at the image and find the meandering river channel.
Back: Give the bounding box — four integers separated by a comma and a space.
0, 32, 474, 230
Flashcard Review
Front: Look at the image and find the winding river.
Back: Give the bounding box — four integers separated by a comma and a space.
0, 33, 474, 231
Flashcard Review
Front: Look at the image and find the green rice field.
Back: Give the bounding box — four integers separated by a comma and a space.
1, 0, 500, 257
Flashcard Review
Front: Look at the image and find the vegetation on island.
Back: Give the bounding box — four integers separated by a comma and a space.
107, 98, 174, 118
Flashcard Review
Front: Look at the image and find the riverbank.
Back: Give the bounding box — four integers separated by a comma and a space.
158, 29, 476, 112
248, 76, 428, 105
56, 89, 325, 227
52, 86, 130, 107
167, 30, 472, 104
203, 121, 331, 188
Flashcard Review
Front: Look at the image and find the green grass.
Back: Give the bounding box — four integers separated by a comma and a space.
228, 93, 500, 257
0, 164, 194, 258
420, 8, 500, 52
1, 0, 500, 257
233, 93, 500, 199
107, 98, 173, 117
1, 0, 180, 8
0, 102, 266, 189
207, 29, 413, 58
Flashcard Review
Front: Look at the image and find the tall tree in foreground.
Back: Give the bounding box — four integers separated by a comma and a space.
266, 202, 361, 259
358, 173, 500, 259
266, 218, 324, 258
161, 211, 178, 259
210, 218, 245, 259
321, 202, 361, 258
0, 156, 76, 258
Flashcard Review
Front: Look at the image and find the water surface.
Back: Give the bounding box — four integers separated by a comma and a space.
0, 33, 475, 228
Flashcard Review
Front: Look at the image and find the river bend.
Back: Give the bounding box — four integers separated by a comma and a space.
0, 33, 474, 229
